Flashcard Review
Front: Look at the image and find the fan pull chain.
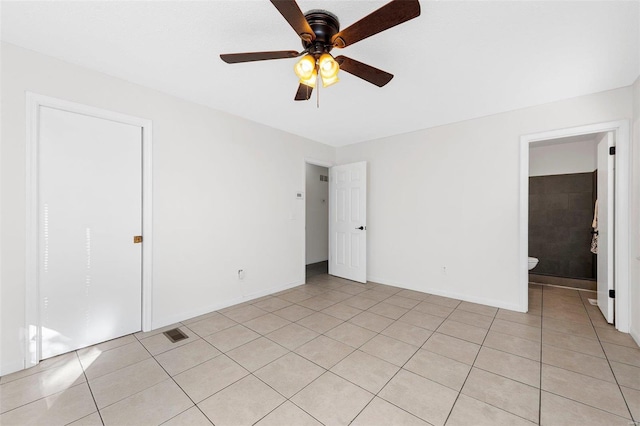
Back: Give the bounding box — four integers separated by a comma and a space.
316, 77, 320, 108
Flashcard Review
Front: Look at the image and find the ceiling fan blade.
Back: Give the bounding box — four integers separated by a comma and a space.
220, 50, 300, 64
331, 0, 420, 48
294, 83, 313, 101
270, 0, 316, 42
335, 56, 394, 87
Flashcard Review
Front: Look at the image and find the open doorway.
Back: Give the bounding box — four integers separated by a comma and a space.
528, 134, 600, 291
520, 121, 631, 332
528, 132, 618, 324
304, 160, 368, 284
305, 163, 329, 279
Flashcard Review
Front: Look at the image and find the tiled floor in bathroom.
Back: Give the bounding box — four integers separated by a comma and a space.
1, 275, 639, 426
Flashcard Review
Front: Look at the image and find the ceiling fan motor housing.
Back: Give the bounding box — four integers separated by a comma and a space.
303, 10, 340, 57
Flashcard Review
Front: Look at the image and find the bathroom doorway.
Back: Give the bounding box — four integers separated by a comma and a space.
520, 121, 631, 332
305, 161, 330, 279
528, 134, 600, 291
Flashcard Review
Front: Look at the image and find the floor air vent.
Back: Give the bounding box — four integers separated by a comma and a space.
163, 328, 188, 343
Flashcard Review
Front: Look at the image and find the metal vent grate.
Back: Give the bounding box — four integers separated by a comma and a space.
163, 328, 188, 343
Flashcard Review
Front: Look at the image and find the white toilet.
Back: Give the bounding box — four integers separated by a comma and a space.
528, 257, 539, 270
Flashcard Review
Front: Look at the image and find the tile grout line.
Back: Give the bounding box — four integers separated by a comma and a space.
74, 350, 106, 426
285, 288, 538, 424
201, 287, 375, 392
136, 334, 216, 425
0, 337, 140, 418
538, 287, 636, 421
404, 303, 546, 409
156, 332, 272, 424
338, 294, 473, 423
580, 290, 637, 422
536, 388, 634, 422
251, 281, 389, 424
540, 294, 630, 419
255, 285, 430, 424
342, 295, 453, 424
441, 303, 499, 426
196, 285, 368, 425
248, 369, 326, 426
0, 381, 88, 418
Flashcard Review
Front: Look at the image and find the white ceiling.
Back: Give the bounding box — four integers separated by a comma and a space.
2, 1, 639, 147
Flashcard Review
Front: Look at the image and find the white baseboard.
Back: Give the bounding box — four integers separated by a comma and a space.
0, 359, 27, 377
151, 279, 305, 331
367, 275, 525, 313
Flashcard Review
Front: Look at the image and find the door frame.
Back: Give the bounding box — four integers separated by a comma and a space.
303, 158, 334, 281
519, 120, 630, 332
25, 92, 153, 368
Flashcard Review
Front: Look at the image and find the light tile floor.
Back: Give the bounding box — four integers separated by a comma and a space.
1, 275, 639, 426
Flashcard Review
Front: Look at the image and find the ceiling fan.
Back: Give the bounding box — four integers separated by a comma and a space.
220, 0, 421, 101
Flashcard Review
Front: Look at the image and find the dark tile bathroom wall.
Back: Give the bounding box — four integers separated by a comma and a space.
529, 172, 595, 279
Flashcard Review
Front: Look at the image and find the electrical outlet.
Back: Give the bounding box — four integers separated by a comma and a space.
442, 266, 447, 275
238, 269, 245, 280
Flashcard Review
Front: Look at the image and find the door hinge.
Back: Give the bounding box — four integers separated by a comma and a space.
609, 289, 615, 298
609, 146, 616, 155
133, 235, 143, 244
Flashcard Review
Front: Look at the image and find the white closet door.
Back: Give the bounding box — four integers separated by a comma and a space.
39, 106, 142, 359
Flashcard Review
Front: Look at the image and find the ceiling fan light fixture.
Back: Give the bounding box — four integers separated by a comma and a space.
294, 54, 317, 87
319, 53, 339, 87
294, 54, 316, 81
321, 73, 339, 88
299, 72, 317, 88
220, 0, 421, 100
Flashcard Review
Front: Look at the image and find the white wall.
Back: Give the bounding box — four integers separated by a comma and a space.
529, 139, 597, 176
630, 75, 640, 346
2, 41, 638, 375
336, 87, 634, 312
305, 164, 329, 265
0, 43, 334, 375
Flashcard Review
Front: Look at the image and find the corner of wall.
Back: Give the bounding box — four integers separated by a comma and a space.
630, 74, 640, 341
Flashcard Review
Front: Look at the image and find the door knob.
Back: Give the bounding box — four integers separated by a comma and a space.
356, 226, 365, 230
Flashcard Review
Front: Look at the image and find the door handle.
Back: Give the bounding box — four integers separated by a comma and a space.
356, 226, 366, 230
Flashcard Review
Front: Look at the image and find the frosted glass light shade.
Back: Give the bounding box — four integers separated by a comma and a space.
294, 55, 317, 88
318, 53, 339, 87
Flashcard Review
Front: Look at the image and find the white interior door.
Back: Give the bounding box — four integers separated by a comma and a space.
39, 106, 143, 359
597, 132, 615, 323
329, 162, 367, 283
